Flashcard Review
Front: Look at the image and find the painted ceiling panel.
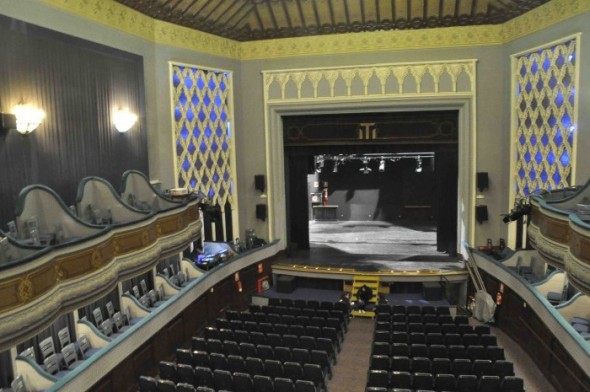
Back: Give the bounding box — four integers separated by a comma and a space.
115, 0, 550, 41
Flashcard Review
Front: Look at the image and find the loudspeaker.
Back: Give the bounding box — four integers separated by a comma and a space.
477, 172, 489, 192
256, 204, 267, 221
254, 175, 265, 193
0, 113, 16, 131
476, 205, 488, 224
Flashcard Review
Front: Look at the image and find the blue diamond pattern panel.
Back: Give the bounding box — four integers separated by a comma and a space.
172, 64, 234, 205
514, 38, 577, 197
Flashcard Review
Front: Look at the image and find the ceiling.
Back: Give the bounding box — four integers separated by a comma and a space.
115, 0, 550, 42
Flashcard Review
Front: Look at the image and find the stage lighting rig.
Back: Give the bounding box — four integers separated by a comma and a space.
502, 198, 532, 223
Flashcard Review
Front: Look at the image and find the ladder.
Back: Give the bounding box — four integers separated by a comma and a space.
464, 242, 485, 292
350, 275, 380, 318
463, 242, 497, 323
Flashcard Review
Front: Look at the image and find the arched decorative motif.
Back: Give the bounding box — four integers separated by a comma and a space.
171, 64, 234, 207
262, 60, 477, 251
264, 61, 475, 101
512, 36, 578, 197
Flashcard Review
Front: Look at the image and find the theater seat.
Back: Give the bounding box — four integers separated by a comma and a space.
139, 375, 157, 392
501, 376, 525, 392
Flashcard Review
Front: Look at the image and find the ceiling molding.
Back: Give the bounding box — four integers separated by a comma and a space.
39, 0, 589, 61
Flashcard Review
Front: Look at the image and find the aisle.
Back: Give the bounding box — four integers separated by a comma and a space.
327, 317, 375, 392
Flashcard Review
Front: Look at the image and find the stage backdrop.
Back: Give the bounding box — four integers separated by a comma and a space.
0, 15, 147, 227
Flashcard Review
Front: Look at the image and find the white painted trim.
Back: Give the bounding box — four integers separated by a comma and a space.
510, 33, 581, 58
508, 33, 582, 246
571, 33, 582, 184
168, 62, 180, 188
168, 61, 239, 238
261, 59, 480, 74
264, 95, 476, 254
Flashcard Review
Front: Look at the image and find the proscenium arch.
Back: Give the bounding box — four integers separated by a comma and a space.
264, 96, 476, 257
262, 60, 477, 257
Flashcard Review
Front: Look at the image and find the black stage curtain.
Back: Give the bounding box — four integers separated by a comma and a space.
121, 270, 154, 296
0, 15, 147, 226
0, 349, 13, 388
15, 313, 73, 366
77, 287, 121, 326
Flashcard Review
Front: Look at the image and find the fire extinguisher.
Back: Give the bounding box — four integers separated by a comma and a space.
496, 291, 503, 305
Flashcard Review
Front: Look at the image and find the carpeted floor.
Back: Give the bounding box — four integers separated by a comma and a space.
328, 317, 375, 392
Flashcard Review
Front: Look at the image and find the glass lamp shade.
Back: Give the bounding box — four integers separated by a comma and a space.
12, 105, 45, 134
113, 110, 138, 133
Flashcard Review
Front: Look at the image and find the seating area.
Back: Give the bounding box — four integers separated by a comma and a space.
15, 328, 99, 382
366, 304, 523, 392
138, 299, 350, 392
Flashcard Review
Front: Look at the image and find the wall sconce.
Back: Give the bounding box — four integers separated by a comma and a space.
12, 104, 45, 135
113, 109, 137, 133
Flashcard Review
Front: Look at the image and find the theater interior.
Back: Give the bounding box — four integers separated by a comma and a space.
0, 1, 589, 391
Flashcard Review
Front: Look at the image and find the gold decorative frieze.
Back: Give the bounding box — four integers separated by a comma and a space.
0, 200, 202, 349
502, 0, 590, 44
539, 214, 570, 244
40, 0, 589, 61
114, 224, 158, 256
17, 277, 33, 303
569, 229, 590, 266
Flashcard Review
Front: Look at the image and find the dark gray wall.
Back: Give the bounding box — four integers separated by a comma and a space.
0, 16, 147, 226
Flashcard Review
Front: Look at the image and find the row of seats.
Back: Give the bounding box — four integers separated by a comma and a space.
372, 342, 505, 361
373, 305, 451, 315
140, 372, 318, 392
248, 305, 349, 324
90, 302, 133, 338
18, 329, 98, 378
225, 310, 347, 330
375, 322, 481, 335
374, 331, 498, 346
266, 298, 348, 312
193, 336, 337, 364
160, 355, 328, 390
370, 355, 515, 377
129, 282, 167, 309
376, 313, 469, 325
177, 348, 332, 378
367, 370, 525, 392
210, 320, 343, 346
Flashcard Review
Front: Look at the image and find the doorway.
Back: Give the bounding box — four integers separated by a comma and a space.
283, 111, 458, 262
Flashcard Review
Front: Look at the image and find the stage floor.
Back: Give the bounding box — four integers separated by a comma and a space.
278, 220, 464, 273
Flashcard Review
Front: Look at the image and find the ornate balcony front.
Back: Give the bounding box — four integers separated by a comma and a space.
529, 182, 590, 295
0, 174, 202, 351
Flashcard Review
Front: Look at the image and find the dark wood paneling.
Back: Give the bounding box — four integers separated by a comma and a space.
479, 269, 590, 392
87, 251, 293, 391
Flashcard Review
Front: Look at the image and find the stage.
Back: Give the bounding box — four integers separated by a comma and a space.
274, 220, 466, 279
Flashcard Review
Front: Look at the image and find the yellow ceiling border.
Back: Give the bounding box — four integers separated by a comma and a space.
40, 0, 589, 61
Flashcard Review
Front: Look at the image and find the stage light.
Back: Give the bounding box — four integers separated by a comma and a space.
360, 158, 372, 174
379, 159, 385, 172
415, 157, 422, 173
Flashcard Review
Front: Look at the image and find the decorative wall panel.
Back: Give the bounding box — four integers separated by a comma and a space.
513, 36, 578, 197
171, 64, 234, 208
264, 61, 475, 102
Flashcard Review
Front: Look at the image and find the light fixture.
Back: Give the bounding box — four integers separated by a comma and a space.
360, 158, 372, 174
12, 104, 45, 135
113, 109, 137, 133
378, 158, 385, 172
415, 157, 423, 173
